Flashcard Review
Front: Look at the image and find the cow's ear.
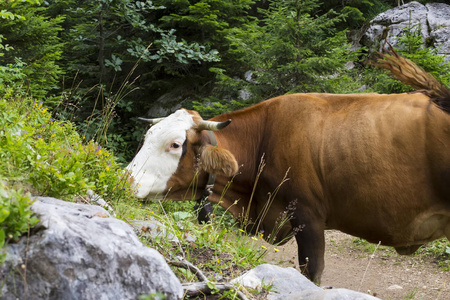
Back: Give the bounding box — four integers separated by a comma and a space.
200, 145, 238, 177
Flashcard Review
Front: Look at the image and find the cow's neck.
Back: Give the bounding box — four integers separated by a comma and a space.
207, 103, 269, 227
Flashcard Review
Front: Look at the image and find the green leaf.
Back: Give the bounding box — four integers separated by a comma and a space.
172, 211, 192, 221
0, 208, 10, 223
0, 228, 5, 248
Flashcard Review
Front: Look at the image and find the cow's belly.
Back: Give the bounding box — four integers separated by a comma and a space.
329, 208, 450, 249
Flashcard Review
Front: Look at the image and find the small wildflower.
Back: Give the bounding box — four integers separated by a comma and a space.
106, 167, 110, 171
238, 229, 245, 233
251, 237, 258, 241
274, 248, 279, 252
261, 245, 267, 249
96, 146, 102, 155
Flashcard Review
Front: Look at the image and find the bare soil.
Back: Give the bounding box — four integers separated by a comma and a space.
264, 230, 449, 300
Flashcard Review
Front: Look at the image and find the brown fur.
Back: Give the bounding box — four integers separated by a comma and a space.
200, 145, 238, 177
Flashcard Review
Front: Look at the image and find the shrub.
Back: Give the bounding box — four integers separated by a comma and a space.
0, 181, 38, 264
0, 88, 133, 203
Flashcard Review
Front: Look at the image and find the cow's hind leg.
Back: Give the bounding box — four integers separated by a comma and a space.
291, 213, 325, 284
445, 222, 450, 242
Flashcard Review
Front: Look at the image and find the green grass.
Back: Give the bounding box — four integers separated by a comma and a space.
135, 199, 278, 281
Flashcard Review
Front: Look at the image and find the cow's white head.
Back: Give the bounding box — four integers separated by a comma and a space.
126, 109, 238, 200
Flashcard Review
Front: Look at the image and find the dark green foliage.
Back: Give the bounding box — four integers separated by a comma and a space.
205, 0, 360, 108
253, 0, 356, 94
0, 2, 64, 103
320, 0, 392, 29
51, 0, 222, 84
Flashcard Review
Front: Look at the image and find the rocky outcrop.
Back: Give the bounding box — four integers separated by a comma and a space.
361, 1, 450, 61
233, 264, 380, 300
0, 197, 183, 300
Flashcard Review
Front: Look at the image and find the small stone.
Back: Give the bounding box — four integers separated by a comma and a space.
387, 285, 403, 290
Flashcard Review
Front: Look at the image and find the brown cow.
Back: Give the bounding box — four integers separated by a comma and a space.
126, 51, 450, 283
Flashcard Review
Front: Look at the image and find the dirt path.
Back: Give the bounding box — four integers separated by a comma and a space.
264, 230, 449, 300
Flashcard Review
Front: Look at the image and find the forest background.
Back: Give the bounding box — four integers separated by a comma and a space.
2, 0, 450, 163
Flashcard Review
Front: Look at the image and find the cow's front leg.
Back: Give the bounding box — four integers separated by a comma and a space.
195, 199, 213, 223
291, 213, 325, 284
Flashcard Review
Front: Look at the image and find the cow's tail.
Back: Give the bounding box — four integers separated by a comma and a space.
377, 46, 450, 114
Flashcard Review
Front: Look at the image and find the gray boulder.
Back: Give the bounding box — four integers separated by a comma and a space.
145, 87, 184, 118
0, 197, 183, 300
362, 1, 450, 61
427, 3, 450, 58
232, 264, 380, 300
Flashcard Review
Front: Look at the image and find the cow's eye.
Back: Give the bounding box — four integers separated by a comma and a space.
170, 142, 181, 149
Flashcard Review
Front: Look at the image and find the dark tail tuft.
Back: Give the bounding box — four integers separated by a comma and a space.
376, 45, 450, 113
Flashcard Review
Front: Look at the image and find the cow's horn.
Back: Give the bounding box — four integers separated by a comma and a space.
198, 119, 232, 131
138, 117, 165, 124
